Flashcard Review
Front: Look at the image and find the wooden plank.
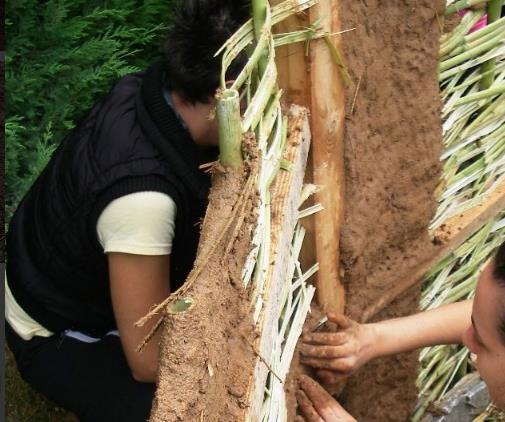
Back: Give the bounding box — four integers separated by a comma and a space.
246, 106, 311, 421
308, 2, 346, 314
361, 179, 505, 323
274, 5, 315, 276
274, 10, 311, 107
273, 0, 347, 315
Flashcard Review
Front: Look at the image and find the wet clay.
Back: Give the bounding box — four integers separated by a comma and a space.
150, 147, 259, 421
336, 0, 444, 420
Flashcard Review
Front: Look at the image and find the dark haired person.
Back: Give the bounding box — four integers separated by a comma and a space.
297, 241, 505, 420
5, 1, 250, 420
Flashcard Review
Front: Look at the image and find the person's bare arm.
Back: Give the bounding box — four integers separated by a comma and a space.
108, 253, 171, 383
301, 300, 472, 381
372, 299, 472, 356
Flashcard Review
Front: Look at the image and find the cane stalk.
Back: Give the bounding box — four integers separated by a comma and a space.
480, 0, 504, 89
217, 89, 243, 168
417, 6, 505, 415
445, 0, 495, 15
416, 215, 505, 418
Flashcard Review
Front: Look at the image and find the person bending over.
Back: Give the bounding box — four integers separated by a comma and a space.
5, 1, 250, 421
296, 241, 505, 420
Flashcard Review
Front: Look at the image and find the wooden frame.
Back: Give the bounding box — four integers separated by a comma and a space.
274, 0, 347, 314
274, 2, 505, 321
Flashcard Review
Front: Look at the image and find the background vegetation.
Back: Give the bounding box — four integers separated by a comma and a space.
5, 0, 176, 219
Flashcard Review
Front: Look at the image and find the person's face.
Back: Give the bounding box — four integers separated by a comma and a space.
462, 262, 505, 409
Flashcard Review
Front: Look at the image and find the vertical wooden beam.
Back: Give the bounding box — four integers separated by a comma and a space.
274, 12, 311, 106
309, 2, 346, 314
274, 9, 315, 276
274, 0, 347, 314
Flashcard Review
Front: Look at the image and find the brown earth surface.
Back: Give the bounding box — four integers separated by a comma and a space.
335, 0, 445, 420
150, 151, 259, 421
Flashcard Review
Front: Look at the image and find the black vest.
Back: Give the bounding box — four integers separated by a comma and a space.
6, 62, 215, 337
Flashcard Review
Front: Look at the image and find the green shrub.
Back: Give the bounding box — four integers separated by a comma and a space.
6, 0, 177, 219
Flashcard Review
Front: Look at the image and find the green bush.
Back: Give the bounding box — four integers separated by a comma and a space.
6, 0, 177, 220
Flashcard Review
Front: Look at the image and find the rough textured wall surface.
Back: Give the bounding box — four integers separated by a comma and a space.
337, 1, 445, 420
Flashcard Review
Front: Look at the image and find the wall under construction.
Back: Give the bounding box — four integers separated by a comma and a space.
339, 1, 444, 419
276, 0, 445, 420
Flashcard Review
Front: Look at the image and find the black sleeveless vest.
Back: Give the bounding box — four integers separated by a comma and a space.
6, 62, 215, 337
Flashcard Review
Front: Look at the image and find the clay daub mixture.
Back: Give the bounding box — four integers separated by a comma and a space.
337, 0, 444, 420
150, 108, 313, 421
150, 155, 259, 421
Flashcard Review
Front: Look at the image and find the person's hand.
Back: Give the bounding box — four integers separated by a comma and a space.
300, 313, 377, 384
295, 374, 356, 422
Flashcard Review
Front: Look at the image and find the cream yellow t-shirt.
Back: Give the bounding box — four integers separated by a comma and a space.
96, 191, 177, 255
5, 191, 177, 340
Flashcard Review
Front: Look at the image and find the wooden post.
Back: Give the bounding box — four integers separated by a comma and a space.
309, 3, 346, 315
274, 0, 347, 314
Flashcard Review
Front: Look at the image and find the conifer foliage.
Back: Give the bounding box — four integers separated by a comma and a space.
5, 0, 176, 219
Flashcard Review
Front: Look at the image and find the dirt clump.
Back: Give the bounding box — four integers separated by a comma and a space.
443, 12, 462, 34
336, 0, 445, 420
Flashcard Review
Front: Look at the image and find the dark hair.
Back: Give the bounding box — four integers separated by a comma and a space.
163, 0, 251, 103
493, 241, 505, 344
